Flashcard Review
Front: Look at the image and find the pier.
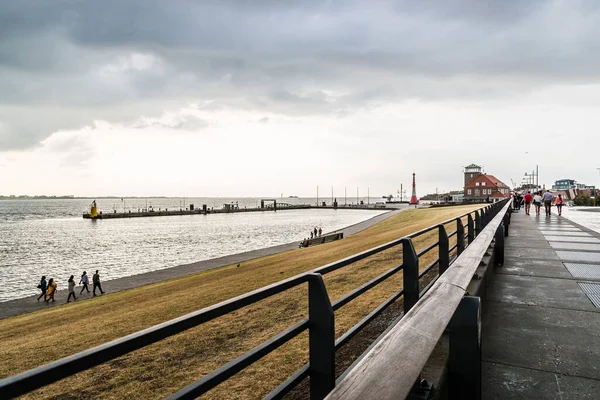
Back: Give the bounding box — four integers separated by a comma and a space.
83, 201, 311, 219
82, 201, 394, 219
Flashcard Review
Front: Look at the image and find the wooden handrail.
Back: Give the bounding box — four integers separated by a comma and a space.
325, 200, 511, 400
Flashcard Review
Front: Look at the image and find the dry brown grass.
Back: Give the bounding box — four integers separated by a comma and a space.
0, 204, 483, 399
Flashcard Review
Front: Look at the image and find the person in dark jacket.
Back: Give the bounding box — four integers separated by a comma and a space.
92, 270, 105, 296
37, 276, 47, 302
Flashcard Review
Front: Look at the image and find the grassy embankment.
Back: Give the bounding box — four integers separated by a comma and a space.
0, 204, 482, 399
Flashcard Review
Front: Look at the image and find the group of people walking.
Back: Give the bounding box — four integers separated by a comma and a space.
519, 190, 564, 216
310, 227, 323, 239
37, 270, 105, 303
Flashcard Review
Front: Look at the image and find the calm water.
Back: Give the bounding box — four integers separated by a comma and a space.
0, 198, 386, 302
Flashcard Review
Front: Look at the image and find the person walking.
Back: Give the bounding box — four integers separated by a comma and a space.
37, 275, 47, 302
556, 194, 565, 216
313, 227, 317, 238
45, 278, 57, 303
542, 190, 554, 216
310, 231, 314, 239
66, 275, 77, 302
79, 271, 90, 295
533, 191, 543, 216
522, 191, 533, 215
318, 227, 322, 237
92, 270, 105, 296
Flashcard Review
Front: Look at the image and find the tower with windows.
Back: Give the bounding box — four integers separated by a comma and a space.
464, 164, 482, 187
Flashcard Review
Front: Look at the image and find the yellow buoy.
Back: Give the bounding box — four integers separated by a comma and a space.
90, 204, 98, 218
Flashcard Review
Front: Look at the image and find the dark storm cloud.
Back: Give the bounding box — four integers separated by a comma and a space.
1, 0, 600, 149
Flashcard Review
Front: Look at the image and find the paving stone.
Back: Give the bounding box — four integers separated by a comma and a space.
549, 242, 600, 251
483, 362, 600, 400
543, 235, 595, 242
541, 231, 591, 237
483, 302, 600, 380
555, 251, 600, 263
505, 247, 559, 260
487, 274, 597, 311
499, 258, 573, 278
564, 263, 600, 280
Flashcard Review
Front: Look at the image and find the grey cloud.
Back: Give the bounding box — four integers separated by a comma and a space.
2, 0, 600, 150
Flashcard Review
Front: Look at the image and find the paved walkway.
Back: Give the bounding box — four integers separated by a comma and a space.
0, 208, 405, 320
482, 208, 600, 399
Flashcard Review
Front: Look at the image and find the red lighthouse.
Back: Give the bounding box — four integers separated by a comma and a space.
409, 172, 419, 205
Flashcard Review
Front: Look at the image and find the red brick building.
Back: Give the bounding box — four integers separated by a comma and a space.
463, 164, 510, 202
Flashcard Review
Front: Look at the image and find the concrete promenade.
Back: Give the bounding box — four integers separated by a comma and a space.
482, 208, 600, 398
0, 208, 403, 320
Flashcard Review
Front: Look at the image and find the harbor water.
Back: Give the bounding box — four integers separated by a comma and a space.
0, 198, 386, 302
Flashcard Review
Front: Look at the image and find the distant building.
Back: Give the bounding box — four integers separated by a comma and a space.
463, 164, 510, 202
451, 193, 464, 203
552, 179, 595, 191
551, 179, 596, 200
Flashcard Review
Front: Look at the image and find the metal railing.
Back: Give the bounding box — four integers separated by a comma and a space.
0, 200, 509, 399
326, 199, 512, 400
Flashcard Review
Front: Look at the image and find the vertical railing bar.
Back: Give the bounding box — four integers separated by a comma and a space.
438, 225, 449, 275
467, 214, 474, 245
402, 238, 419, 314
308, 273, 335, 399
457, 218, 465, 256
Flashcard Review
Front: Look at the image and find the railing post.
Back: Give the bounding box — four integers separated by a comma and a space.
467, 214, 474, 244
307, 273, 335, 399
402, 238, 419, 314
457, 218, 465, 256
449, 296, 481, 400
439, 225, 449, 275
495, 223, 505, 266
475, 211, 482, 237
503, 213, 510, 237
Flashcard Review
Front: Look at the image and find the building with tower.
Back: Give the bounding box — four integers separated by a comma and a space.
463, 164, 510, 202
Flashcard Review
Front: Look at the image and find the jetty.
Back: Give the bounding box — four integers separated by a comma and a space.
83, 200, 310, 219
82, 200, 394, 219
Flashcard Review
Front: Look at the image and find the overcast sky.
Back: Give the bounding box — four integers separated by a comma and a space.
1, 0, 599, 197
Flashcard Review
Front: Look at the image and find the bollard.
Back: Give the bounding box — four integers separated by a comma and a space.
307, 273, 335, 399
439, 225, 450, 275
495, 223, 505, 266
449, 296, 481, 400
457, 218, 465, 256
402, 238, 419, 314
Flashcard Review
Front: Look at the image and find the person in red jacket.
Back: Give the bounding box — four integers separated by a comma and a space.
522, 191, 533, 215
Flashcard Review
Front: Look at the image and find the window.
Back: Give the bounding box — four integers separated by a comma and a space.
475, 182, 480, 186
468, 189, 472, 195
481, 182, 486, 186
475, 189, 480, 195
